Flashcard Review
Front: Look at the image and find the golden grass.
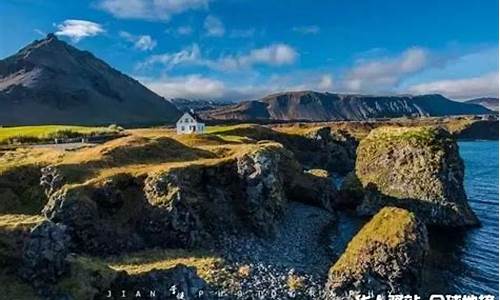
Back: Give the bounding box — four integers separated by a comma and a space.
0, 147, 63, 173
106, 248, 225, 283
0, 214, 45, 231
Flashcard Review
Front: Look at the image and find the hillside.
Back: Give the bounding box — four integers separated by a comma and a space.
0, 34, 180, 126
201, 91, 492, 121
465, 97, 499, 111
169, 98, 234, 112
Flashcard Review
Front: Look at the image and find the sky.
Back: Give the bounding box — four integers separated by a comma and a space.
0, 0, 498, 101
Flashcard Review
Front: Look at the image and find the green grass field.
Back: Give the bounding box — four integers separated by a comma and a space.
0, 125, 119, 144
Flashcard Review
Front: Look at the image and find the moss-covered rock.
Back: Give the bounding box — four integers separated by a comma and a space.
145, 143, 288, 241
355, 126, 479, 227
325, 207, 428, 298
43, 174, 149, 255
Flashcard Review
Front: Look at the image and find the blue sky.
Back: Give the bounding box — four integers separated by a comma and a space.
0, 0, 498, 101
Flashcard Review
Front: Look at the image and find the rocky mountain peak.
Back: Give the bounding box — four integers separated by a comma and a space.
0, 36, 180, 126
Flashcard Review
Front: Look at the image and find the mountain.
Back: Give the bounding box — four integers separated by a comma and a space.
465, 97, 498, 111
169, 98, 234, 112
0, 34, 180, 126
200, 91, 493, 121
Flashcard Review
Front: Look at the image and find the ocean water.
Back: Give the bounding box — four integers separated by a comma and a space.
422, 141, 499, 296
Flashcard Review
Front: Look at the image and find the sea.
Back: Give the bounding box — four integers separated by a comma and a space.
330, 141, 499, 297
422, 141, 499, 297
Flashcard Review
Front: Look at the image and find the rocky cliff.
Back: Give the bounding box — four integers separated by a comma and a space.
354, 126, 479, 227
201, 91, 492, 121
0, 34, 180, 126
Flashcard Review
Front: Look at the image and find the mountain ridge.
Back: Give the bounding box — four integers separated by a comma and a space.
0, 34, 180, 126
200, 90, 493, 121
465, 97, 498, 111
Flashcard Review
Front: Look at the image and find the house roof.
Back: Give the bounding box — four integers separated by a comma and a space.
180, 110, 204, 123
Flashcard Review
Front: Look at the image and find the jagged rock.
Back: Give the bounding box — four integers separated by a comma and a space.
236, 145, 287, 235
40, 166, 65, 197
355, 126, 479, 227
304, 127, 357, 174
19, 220, 71, 296
145, 143, 288, 240
42, 174, 147, 255
325, 207, 428, 298
40, 143, 293, 255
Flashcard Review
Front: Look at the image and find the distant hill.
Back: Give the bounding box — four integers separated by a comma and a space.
200, 91, 493, 121
169, 98, 234, 112
0, 34, 180, 126
465, 97, 498, 111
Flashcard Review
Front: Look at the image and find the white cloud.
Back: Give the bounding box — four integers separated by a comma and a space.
407, 72, 499, 100
119, 31, 157, 51
204, 15, 225, 37
213, 43, 298, 71
141, 43, 298, 71
139, 72, 337, 101
141, 44, 202, 69
97, 0, 208, 21
318, 74, 333, 90
342, 47, 429, 92
55, 20, 104, 42
292, 25, 320, 35
141, 75, 227, 99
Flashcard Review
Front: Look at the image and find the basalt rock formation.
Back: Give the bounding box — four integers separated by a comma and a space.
354, 126, 479, 227
19, 220, 71, 296
40, 142, 337, 256
325, 207, 428, 298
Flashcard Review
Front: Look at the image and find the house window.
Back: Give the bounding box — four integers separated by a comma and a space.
181, 126, 185, 131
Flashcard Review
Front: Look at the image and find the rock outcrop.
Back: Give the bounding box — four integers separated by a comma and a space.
40, 143, 307, 255
303, 127, 357, 174
144, 143, 288, 242
325, 207, 428, 298
42, 174, 149, 255
355, 126, 479, 227
19, 220, 71, 296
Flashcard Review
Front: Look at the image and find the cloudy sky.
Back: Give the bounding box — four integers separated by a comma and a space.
0, 0, 498, 101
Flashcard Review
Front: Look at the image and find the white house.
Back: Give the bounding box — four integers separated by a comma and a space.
176, 110, 205, 134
